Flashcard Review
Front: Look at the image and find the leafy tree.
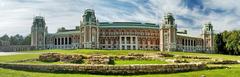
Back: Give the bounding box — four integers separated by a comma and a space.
215, 30, 240, 55
0, 34, 31, 45
214, 33, 226, 54
22, 34, 31, 45
0, 34, 10, 41
9, 34, 24, 45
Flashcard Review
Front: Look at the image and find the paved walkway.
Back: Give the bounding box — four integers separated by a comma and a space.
0, 52, 25, 56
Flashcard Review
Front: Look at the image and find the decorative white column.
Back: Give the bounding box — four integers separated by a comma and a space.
111, 39, 113, 49
186, 39, 188, 51
105, 39, 107, 45
124, 37, 127, 49
119, 36, 122, 50
148, 39, 150, 50
67, 37, 69, 49
56, 38, 58, 49
88, 27, 91, 48
190, 40, 192, 52
63, 37, 65, 49
59, 38, 62, 49
182, 39, 186, 50
59, 38, 61, 48
84, 27, 86, 48
129, 36, 133, 50
136, 37, 138, 50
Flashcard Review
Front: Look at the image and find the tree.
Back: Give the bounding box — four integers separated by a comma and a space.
0, 34, 31, 46
214, 30, 240, 55
0, 34, 10, 41
214, 33, 226, 54
22, 34, 31, 45
10, 34, 24, 45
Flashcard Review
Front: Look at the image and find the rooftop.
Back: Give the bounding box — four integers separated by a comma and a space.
54, 30, 80, 35
99, 22, 159, 29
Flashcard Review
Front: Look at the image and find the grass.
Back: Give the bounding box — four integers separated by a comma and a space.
0, 49, 240, 77
0, 64, 239, 77
22, 49, 240, 60
24, 49, 240, 60
16, 61, 70, 64
0, 54, 39, 63
15, 60, 168, 65
25, 49, 159, 55
115, 60, 168, 65
170, 51, 240, 60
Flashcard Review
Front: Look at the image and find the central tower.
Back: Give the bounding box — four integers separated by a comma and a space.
80, 9, 99, 49
159, 13, 177, 51
31, 16, 47, 49
202, 22, 214, 53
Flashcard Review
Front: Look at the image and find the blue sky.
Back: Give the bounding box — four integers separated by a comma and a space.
0, 0, 240, 37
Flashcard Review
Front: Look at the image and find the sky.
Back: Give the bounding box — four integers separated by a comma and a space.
0, 0, 240, 37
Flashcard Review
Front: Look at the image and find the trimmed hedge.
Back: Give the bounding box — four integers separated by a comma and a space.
0, 63, 206, 75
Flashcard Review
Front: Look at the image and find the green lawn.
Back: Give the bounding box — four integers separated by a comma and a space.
115, 60, 168, 65
0, 54, 39, 62
0, 64, 239, 77
15, 60, 168, 65
25, 49, 159, 55
0, 49, 240, 77
24, 49, 240, 60
170, 51, 240, 60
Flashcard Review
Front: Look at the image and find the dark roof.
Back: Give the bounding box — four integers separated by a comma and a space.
99, 22, 159, 29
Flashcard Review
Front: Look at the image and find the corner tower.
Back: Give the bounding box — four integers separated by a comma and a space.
160, 13, 177, 51
80, 9, 99, 49
202, 22, 214, 53
31, 16, 47, 49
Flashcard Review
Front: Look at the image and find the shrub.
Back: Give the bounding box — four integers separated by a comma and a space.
108, 56, 115, 65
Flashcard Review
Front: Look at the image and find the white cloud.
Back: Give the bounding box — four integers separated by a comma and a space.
202, 0, 240, 32
0, 0, 239, 37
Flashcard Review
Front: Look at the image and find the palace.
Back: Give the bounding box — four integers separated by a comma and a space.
31, 9, 215, 53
